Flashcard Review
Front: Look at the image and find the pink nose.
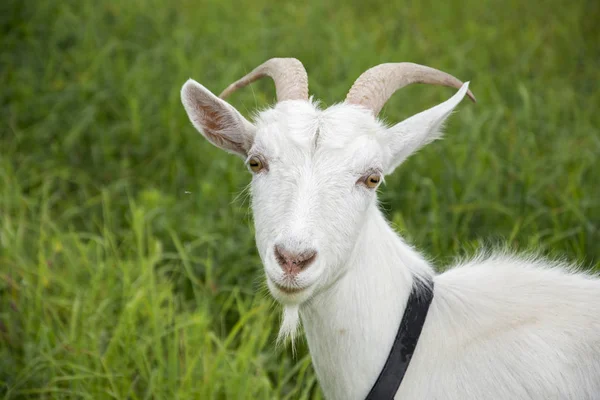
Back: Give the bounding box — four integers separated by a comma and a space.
274, 244, 317, 276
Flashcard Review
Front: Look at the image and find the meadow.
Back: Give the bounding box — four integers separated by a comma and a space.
1, 0, 599, 398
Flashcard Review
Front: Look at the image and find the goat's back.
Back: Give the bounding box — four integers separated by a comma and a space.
398, 254, 600, 399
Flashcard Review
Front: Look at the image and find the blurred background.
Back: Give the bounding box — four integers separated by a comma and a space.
1, 0, 599, 398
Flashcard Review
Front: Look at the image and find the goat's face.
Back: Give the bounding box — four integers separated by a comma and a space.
247, 101, 387, 304
180, 61, 471, 306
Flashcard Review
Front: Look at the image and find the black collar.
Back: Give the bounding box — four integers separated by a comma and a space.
365, 277, 434, 400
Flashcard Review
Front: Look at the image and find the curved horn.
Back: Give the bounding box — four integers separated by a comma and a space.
219, 58, 309, 102
346, 62, 476, 115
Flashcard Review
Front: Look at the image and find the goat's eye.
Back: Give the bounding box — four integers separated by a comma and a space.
365, 173, 381, 189
248, 156, 264, 173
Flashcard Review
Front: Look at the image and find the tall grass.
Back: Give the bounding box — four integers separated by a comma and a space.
1, 0, 599, 398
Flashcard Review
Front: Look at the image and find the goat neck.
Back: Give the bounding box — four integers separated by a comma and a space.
300, 204, 434, 400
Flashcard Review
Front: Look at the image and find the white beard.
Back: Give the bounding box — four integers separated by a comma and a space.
277, 305, 300, 349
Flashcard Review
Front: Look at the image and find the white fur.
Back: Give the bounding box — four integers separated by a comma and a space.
181, 79, 600, 399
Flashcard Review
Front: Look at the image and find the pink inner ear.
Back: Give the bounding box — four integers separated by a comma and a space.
195, 103, 224, 134
194, 102, 245, 153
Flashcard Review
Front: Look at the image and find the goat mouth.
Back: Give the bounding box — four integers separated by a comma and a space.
272, 281, 305, 294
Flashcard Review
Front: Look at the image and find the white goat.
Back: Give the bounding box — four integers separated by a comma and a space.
180, 58, 600, 400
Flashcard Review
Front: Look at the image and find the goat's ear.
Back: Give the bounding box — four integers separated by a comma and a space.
383, 82, 470, 174
181, 79, 256, 158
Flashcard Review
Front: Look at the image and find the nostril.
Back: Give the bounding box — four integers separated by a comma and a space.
274, 245, 287, 268
274, 245, 317, 274
299, 250, 317, 269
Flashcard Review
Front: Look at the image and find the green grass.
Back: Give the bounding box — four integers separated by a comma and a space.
1, 0, 599, 398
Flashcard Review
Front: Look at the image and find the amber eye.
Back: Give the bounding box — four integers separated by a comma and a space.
248, 156, 264, 173
365, 173, 381, 189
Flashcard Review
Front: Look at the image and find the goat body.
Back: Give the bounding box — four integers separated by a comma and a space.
302, 207, 600, 399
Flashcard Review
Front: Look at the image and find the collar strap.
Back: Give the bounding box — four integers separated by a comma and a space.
365, 277, 434, 399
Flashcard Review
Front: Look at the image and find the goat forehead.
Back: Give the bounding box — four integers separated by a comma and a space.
319, 103, 384, 148
253, 101, 385, 157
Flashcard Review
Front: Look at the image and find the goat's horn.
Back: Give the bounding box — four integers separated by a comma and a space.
219, 58, 309, 102
345, 62, 476, 115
